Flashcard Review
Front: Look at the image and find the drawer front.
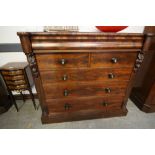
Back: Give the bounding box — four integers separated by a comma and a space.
6, 80, 26, 85
43, 81, 128, 99
40, 68, 132, 83
36, 53, 89, 70
46, 96, 123, 113
91, 52, 137, 68
2, 70, 23, 76
3, 75, 25, 81
8, 84, 27, 90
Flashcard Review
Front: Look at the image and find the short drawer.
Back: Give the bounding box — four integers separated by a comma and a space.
1, 70, 23, 76
8, 84, 27, 90
40, 68, 132, 83
91, 52, 137, 68
46, 96, 123, 113
6, 79, 26, 85
36, 53, 89, 70
43, 81, 127, 99
3, 75, 25, 81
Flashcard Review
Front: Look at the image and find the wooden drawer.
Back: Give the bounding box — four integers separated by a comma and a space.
46, 96, 123, 113
6, 80, 26, 86
8, 84, 27, 90
40, 68, 132, 83
3, 75, 25, 81
36, 53, 89, 70
1, 70, 23, 76
91, 52, 137, 68
43, 81, 127, 99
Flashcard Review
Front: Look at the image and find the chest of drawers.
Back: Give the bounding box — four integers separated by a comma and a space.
17, 32, 149, 124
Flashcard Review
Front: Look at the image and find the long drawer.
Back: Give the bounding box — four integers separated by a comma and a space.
36, 53, 89, 70
91, 52, 137, 68
40, 68, 132, 83
43, 81, 128, 99
46, 96, 124, 113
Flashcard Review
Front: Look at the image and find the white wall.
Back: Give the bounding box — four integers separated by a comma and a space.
0, 26, 43, 43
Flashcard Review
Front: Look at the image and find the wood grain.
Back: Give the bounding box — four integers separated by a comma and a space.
17, 32, 145, 123
36, 53, 89, 70
40, 68, 132, 83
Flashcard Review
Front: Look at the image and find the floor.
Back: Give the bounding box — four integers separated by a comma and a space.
0, 99, 155, 129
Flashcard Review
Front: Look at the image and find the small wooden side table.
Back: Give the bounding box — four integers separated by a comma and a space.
0, 62, 37, 111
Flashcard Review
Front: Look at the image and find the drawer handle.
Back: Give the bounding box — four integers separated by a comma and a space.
105, 88, 111, 93
111, 57, 118, 63
64, 103, 72, 110
62, 75, 68, 81
61, 59, 66, 65
102, 102, 108, 107
108, 73, 115, 79
64, 89, 69, 96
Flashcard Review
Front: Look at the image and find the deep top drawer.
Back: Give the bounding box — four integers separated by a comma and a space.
91, 52, 137, 68
36, 53, 89, 70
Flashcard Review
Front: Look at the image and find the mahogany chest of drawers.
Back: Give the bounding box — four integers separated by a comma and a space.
17, 32, 150, 124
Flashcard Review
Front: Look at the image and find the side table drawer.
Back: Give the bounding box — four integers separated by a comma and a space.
6, 80, 26, 85
8, 84, 27, 90
3, 75, 25, 81
2, 70, 23, 76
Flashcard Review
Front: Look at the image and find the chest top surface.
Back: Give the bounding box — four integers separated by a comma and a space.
17, 32, 144, 53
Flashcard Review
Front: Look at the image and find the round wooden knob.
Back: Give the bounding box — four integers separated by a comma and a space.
62, 75, 68, 81
108, 73, 115, 79
64, 89, 69, 96
64, 103, 72, 110
61, 59, 66, 65
105, 88, 111, 93
111, 58, 118, 63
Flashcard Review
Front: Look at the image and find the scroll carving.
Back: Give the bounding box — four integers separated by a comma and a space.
134, 52, 144, 72
27, 52, 39, 78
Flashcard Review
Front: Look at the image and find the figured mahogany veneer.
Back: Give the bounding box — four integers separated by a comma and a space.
40, 68, 132, 83
36, 53, 89, 69
43, 81, 128, 99
17, 32, 149, 124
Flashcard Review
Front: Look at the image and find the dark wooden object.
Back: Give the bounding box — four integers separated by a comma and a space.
0, 62, 36, 111
17, 32, 147, 123
0, 73, 12, 114
130, 27, 155, 112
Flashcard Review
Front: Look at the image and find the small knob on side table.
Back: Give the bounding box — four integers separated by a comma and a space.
111, 58, 118, 63
105, 88, 111, 93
